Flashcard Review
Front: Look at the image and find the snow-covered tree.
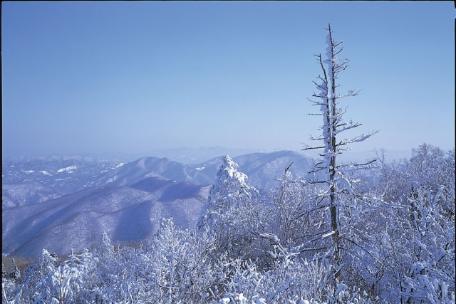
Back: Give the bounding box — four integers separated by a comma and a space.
370, 145, 456, 302
18, 249, 97, 303
199, 156, 267, 261
304, 24, 377, 285
200, 155, 258, 226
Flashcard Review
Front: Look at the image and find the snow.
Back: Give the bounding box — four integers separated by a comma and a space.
195, 166, 206, 171
23, 170, 35, 174
322, 230, 335, 238
57, 165, 78, 173
40, 170, 52, 176
106, 176, 118, 183
114, 162, 125, 168
218, 155, 252, 190
205, 155, 258, 207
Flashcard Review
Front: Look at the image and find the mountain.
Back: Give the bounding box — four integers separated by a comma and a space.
93, 157, 194, 187
2, 158, 121, 208
2, 177, 210, 258
2, 150, 314, 258
3, 151, 313, 209
97, 150, 313, 190
144, 146, 256, 164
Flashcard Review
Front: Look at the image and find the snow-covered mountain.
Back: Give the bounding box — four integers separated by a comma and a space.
3, 151, 313, 209
3, 177, 210, 258
2, 158, 121, 208
2, 150, 314, 258
95, 151, 313, 191
144, 146, 256, 164
93, 157, 194, 187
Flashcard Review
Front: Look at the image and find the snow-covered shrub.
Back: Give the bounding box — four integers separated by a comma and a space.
218, 257, 376, 303
147, 218, 224, 303
2, 277, 21, 304
272, 169, 327, 250
15, 248, 97, 303
369, 144, 455, 302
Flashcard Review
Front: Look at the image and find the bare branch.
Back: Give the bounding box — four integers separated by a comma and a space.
310, 135, 325, 141
335, 120, 362, 134
302, 145, 326, 151
308, 167, 327, 174
336, 130, 379, 147
297, 246, 327, 253
336, 159, 377, 170
335, 89, 360, 100
307, 180, 329, 185
341, 236, 382, 264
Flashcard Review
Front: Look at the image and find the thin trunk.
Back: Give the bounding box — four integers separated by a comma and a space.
328, 24, 341, 283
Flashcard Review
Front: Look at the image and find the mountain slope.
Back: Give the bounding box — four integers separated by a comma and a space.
2, 177, 210, 258
94, 157, 194, 187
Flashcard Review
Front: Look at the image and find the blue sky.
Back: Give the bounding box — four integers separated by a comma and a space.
2, 2, 454, 158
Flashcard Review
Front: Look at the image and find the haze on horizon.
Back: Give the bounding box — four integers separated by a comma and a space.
2, 2, 454, 159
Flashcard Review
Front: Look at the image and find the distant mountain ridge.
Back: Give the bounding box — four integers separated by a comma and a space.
2, 158, 120, 208
3, 150, 314, 209
94, 150, 314, 190
2, 150, 314, 258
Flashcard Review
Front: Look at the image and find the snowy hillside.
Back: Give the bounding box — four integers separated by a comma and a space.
93, 156, 195, 187
2, 177, 210, 257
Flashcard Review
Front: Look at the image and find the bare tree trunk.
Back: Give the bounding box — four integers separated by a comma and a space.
328, 23, 341, 283
329, 163, 341, 283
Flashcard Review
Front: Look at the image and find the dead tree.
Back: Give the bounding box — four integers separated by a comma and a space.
304, 24, 377, 284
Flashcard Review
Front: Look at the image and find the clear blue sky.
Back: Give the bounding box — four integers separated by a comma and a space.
2, 1, 454, 158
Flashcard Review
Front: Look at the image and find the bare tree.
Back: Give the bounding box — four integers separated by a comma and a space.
304, 24, 377, 284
